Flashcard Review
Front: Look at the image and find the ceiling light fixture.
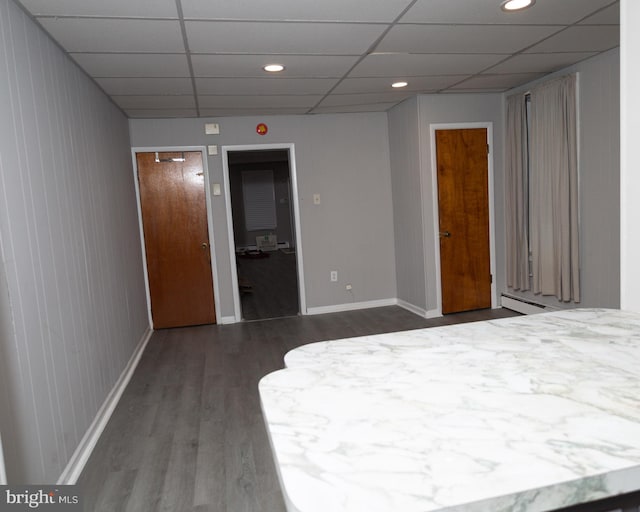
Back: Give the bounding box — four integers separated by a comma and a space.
500, 0, 535, 12
263, 64, 285, 73
392, 81, 408, 88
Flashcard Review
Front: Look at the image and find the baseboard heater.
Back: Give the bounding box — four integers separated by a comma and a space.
501, 294, 556, 315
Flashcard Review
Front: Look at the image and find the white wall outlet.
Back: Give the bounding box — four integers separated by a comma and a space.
313, 193, 321, 205
345, 284, 352, 290
205, 123, 220, 135
208, 144, 218, 155
213, 183, 221, 196
330, 271, 338, 282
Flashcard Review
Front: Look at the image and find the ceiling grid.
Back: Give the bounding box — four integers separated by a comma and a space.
16, 0, 619, 118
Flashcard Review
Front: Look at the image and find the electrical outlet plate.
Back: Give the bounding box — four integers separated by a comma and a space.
330, 271, 338, 282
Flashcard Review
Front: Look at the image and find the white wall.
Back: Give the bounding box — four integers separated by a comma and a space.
621, 0, 640, 312
0, 0, 149, 482
129, 113, 397, 316
505, 49, 620, 309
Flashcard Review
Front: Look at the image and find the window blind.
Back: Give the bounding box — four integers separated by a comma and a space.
242, 170, 277, 231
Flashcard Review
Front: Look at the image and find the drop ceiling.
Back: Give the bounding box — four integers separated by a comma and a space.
16, 0, 619, 119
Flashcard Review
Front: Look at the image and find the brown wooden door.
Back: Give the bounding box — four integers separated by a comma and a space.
436, 129, 491, 314
137, 151, 216, 328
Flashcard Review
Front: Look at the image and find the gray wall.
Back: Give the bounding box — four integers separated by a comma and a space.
388, 97, 427, 312
505, 48, 620, 309
388, 93, 504, 315
389, 49, 620, 314
0, 0, 149, 483
129, 113, 397, 315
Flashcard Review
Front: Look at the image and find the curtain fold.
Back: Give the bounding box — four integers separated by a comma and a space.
529, 74, 580, 302
505, 94, 530, 291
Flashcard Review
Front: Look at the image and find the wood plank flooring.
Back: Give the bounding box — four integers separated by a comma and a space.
77, 306, 520, 512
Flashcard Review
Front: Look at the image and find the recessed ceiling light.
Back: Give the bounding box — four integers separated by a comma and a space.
500, 0, 535, 12
263, 64, 285, 73
392, 81, 408, 88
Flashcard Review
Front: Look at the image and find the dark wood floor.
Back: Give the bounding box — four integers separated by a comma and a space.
77, 306, 520, 512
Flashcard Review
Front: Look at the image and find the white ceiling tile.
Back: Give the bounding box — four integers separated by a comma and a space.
38, 18, 184, 53
487, 52, 599, 74
448, 73, 546, 91
181, 0, 413, 22
311, 103, 400, 114
401, 0, 617, 24
350, 53, 504, 77
113, 95, 196, 109
19, 0, 178, 17
96, 77, 193, 95
318, 92, 413, 107
71, 53, 190, 77
525, 26, 619, 53
579, 3, 620, 25
376, 24, 561, 54
199, 95, 322, 108
195, 77, 338, 95
125, 109, 198, 118
186, 21, 387, 54
199, 108, 309, 117
17, 0, 620, 117
191, 54, 359, 78
333, 76, 463, 94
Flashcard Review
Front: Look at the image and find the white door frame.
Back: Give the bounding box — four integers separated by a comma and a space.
130, 146, 222, 328
429, 123, 498, 315
221, 143, 306, 322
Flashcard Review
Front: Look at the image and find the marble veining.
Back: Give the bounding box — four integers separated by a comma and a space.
259, 309, 640, 512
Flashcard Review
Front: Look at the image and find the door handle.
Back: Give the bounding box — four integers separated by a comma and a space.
439, 231, 451, 238
201, 242, 209, 250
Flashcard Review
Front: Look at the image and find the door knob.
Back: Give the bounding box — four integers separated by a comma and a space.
201, 242, 209, 250
439, 231, 451, 238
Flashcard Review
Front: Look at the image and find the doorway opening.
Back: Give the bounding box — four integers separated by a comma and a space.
223, 145, 305, 321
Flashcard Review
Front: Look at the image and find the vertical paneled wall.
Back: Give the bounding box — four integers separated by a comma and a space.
0, 0, 148, 483
387, 97, 428, 313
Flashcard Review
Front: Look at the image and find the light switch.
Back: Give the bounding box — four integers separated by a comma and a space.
213, 183, 221, 196
208, 145, 218, 155
313, 194, 321, 205
205, 123, 220, 135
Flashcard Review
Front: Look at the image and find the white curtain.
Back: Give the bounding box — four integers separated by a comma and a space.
505, 93, 530, 291
529, 74, 580, 302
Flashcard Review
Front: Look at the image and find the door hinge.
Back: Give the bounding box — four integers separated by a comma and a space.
490, 274, 493, 283
487, 144, 490, 155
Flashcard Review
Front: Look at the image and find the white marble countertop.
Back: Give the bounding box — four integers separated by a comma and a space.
259, 309, 640, 512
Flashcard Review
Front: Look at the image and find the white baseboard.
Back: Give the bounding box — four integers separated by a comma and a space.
396, 299, 426, 317
396, 300, 443, 319
57, 325, 153, 484
219, 315, 238, 325
306, 298, 397, 316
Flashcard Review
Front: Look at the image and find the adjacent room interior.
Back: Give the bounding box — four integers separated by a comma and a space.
1, 0, 639, 510
227, 149, 300, 321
